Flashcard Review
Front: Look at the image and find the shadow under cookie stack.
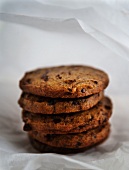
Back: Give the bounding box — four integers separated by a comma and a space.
18, 65, 112, 154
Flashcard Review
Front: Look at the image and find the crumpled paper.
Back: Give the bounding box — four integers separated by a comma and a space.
0, 0, 129, 170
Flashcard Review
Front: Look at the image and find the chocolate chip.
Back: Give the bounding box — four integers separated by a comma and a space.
104, 105, 111, 110
68, 71, 71, 75
53, 118, 61, 124
56, 74, 62, 79
98, 120, 101, 125
103, 117, 108, 123
81, 88, 86, 93
94, 81, 98, 84
93, 134, 96, 138
67, 88, 72, 92
41, 70, 49, 81
23, 124, 32, 131
64, 79, 76, 84
25, 78, 31, 84
76, 142, 81, 147
87, 85, 92, 89
70, 118, 74, 122
41, 74, 48, 81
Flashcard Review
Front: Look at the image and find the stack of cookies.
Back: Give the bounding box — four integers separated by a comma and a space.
18, 65, 112, 154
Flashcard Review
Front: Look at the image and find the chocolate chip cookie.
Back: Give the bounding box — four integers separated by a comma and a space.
29, 136, 88, 154
22, 97, 112, 133
29, 123, 110, 149
29, 133, 109, 154
18, 92, 103, 114
20, 65, 109, 98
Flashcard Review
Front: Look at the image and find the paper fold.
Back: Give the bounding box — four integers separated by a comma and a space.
1, 1, 129, 60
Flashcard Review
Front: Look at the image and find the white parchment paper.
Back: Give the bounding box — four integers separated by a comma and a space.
0, 1, 129, 169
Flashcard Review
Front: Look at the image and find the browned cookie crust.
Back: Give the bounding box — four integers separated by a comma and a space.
29, 123, 110, 149
22, 97, 112, 133
29, 134, 109, 154
31, 122, 108, 134
20, 65, 109, 98
19, 92, 103, 114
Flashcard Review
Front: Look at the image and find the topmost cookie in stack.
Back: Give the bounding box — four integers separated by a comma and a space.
18, 65, 112, 154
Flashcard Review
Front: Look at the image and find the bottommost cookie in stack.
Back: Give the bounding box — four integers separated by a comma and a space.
22, 97, 112, 154
29, 123, 110, 154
